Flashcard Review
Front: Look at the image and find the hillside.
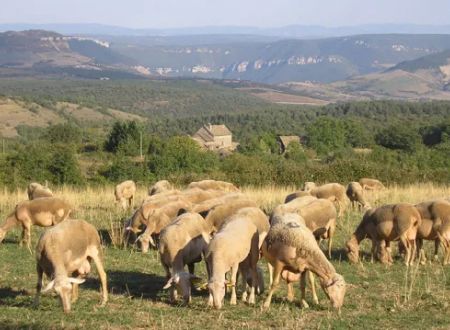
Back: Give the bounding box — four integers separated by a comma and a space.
0, 30, 142, 78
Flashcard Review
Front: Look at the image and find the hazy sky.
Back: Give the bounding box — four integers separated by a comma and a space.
2, 0, 450, 28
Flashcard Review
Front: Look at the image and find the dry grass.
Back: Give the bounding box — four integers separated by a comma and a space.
0, 183, 450, 329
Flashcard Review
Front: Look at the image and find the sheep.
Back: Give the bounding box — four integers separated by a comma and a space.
201, 198, 258, 233
413, 199, 450, 264
34, 219, 107, 313
262, 213, 346, 309
346, 182, 370, 209
359, 178, 385, 191
346, 203, 421, 265
190, 192, 247, 214
271, 197, 336, 258
284, 191, 315, 203
27, 182, 53, 200
114, 180, 136, 210
206, 207, 269, 309
148, 180, 173, 196
188, 179, 239, 192
301, 182, 348, 216
138, 199, 193, 253
159, 212, 212, 304
0, 197, 72, 249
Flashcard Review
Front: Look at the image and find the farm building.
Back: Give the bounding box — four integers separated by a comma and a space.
192, 123, 238, 152
277, 135, 304, 153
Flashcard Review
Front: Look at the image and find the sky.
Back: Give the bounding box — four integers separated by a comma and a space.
1, 0, 450, 28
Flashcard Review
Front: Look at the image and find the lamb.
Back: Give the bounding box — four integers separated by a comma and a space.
302, 182, 348, 216
346, 182, 370, 209
0, 197, 72, 249
114, 180, 136, 210
414, 199, 450, 264
262, 213, 346, 309
359, 178, 385, 191
138, 199, 193, 253
159, 212, 212, 303
188, 179, 239, 192
206, 207, 269, 309
346, 203, 421, 265
27, 182, 53, 200
34, 219, 107, 313
148, 180, 173, 196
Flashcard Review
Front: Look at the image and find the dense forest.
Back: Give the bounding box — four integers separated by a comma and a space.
0, 79, 449, 187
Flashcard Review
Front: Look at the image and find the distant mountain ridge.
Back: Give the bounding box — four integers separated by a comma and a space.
2, 23, 450, 38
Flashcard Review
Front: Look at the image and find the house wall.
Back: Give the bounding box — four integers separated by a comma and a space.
213, 135, 232, 147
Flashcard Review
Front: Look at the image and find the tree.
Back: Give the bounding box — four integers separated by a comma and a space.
43, 123, 82, 146
375, 126, 421, 152
306, 118, 347, 154
104, 121, 142, 154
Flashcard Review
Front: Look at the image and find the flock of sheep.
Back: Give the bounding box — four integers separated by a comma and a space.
0, 179, 449, 314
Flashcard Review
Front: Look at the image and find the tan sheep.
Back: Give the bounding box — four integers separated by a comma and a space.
346, 182, 370, 209
359, 178, 385, 190
159, 212, 212, 304
262, 213, 346, 309
302, 182, 348, 216
148, 180, 173, 196
27, 182, 53, 200
284, 191, 315, 204
114, 180, 136, 210
188, 179, 239, 192
0, 197, 72, 249
346, 203, 421, 265
271, 197, 336, 258
414, 199, 450, 264
190, 192, 247, 214
34, 219, 107, 313
138, 199, 193, 253
206, 207, 269, 309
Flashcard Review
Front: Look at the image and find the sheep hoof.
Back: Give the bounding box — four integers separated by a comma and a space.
230, 298, 237, 305
286, 295, 294, 302
262, 301, 271, 309
301, 300, 310, 309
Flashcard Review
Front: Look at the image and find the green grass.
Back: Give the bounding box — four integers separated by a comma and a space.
1, 188, 450, 329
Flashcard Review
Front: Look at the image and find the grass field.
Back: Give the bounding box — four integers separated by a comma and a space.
1, 184, 450, 329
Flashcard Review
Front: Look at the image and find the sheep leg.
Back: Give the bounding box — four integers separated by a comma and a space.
399, 236, 411, 266
417, 239, 426, 265
188, 263, 195, 275
287, 282, 295, 302
328, 220, 336, 259
229, 264, 239, 305
434, 239, 440, 261
240, 269, 248, 302
309, 271, 318, 304
72, 282, 79, 303
370, 239, 377, 263
267, 263, 273, 286
33, 265, 44, 308
21, 221, 32, 251
92, 254, 108, 306
300, 272, 308, 308
263, 262, 283, 309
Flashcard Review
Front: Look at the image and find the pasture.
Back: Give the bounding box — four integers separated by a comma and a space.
1, 184, 450, 329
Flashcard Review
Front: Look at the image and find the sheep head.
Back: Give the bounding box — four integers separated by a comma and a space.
42, 277, 85, 313
208, 280, 226, 309
163, 272, 201, 304
321, 273, 346, 309
346, 236, 359, 263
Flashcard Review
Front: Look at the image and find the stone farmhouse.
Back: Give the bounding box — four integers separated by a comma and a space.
192, 123, 238, 152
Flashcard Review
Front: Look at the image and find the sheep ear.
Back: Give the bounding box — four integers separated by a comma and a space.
68, 277, 85, 284
42, 280, 55, 293
163, 276, 178, 289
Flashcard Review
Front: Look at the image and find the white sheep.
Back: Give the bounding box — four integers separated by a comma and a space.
302, 182, 348, 216
262, 213, 346, 309
34, 219, 108, 313
114, 180, 136, 210
148, 180, 173, 195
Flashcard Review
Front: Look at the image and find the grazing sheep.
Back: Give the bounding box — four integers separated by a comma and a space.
114, 180, 136, 210
159, 212, 212, 303
188, 180, 239, 192
180, 188, 228, 204
271, 197, 336, 258
0, 197, 72, 249
359, 178, 385, 191
27, 182, 53, 200
206, 207, 269, 309
190, 192, 247, 214
34, 219, 107, 313
138, 199, 193, 253
201, 198, 258, 233
284, 191, 315, 204
346, 203, 421, 265
414, 200, 450, 264
262, 213, 346, 309
302, 182, 348, 217
346, 182, 370, 209
148, 180, 173, 196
